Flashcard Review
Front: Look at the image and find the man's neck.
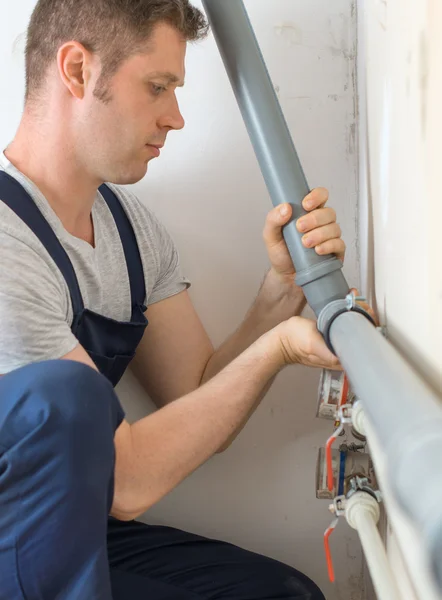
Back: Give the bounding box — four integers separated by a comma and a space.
5, 115, 101, 245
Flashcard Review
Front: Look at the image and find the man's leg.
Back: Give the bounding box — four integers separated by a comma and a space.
108, 519, 325, 600
0, 360, 122, 600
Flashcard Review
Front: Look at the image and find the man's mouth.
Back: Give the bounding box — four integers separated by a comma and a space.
146, 143, 163, 157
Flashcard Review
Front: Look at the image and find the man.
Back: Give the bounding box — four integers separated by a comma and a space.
0, 1, 347, 598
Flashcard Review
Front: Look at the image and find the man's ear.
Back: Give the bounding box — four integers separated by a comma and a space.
57, 41, 94, 99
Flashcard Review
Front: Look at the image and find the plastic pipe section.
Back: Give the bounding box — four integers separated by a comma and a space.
329, 311, 442, 591
201, 0, 349, 316
345, 492, 401, 600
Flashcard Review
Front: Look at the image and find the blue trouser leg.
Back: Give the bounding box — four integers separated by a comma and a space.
0, 360, 124, 600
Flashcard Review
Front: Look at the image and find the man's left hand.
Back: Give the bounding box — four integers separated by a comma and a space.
263, 187, 346, 286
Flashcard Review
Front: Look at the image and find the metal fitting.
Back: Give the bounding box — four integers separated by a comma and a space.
345, 291, 367, 311
347, 476, 382, 503
318, 297, 376, 353
328, 495, 347, 517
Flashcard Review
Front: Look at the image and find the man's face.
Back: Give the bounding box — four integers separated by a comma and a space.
78, 23, 186, 185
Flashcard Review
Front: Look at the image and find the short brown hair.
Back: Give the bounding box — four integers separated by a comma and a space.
25, 0, 208, 102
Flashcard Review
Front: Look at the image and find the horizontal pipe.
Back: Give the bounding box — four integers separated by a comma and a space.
345, 492, 401, 600
330, 311, 442, 591
202, 0, 349, 316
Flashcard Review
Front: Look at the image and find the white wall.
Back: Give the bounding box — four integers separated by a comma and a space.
359, 0, 442, 391
358, 0, 442, 598
0, 2, 366, 598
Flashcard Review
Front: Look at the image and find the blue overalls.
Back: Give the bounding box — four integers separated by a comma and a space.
0, 172, 325, 600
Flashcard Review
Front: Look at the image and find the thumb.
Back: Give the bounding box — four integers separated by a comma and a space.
263, 203, 293, 247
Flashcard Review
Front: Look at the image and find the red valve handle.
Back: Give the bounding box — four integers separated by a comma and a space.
324, 375, 350, 582
340, 375, 349, 407
324, 518, 339, 582
326, 375, 350, 491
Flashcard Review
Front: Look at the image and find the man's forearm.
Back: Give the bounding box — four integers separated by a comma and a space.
197, 270, 305, 451
112, 330, 284, 520
202, 269, 305, 383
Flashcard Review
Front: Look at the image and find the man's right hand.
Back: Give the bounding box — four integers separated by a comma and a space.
265, 316, 341, 371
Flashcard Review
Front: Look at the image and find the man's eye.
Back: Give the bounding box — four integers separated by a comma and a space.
151, 84, 166, 96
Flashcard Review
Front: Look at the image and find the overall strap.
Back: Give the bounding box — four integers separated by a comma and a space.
98, 185, 146, 311
0, 171, 84, 315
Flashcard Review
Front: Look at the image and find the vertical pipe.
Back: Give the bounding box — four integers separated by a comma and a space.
362, 411, 442, 600
201, 0, 349, 315
345, 493, 401, 600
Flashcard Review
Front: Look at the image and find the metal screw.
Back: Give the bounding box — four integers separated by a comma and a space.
345, 292, 367, 310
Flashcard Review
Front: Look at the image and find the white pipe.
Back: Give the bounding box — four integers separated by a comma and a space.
351, 401, 367, 437
364, 416, 441, 600
351, 404, 440, 599
345, 492, 401, 600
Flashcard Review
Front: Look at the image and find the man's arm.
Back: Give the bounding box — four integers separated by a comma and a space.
114, 315, 339, 520
201, 187, 345, 380
199, 270, 306, 450
130, 272, 305, 450
114, 331, 282, 520
195, 186, 345, 448
200, 268, 306, 382
131, 189, 344, 414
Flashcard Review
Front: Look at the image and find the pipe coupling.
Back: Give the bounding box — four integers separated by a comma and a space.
318, 296, 376, 353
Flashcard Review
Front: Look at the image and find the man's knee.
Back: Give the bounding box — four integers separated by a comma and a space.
0, 360, 121, 452
226, 549, 326, 600
254, 558, 326, 600
279, 566, 325, 600
0, 362, 116, 600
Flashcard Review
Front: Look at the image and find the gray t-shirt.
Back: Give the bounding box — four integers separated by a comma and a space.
0, 153, 190, 374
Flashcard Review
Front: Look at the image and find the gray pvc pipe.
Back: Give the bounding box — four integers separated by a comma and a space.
330, 311, 442, 590
202, 0, 349, 316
